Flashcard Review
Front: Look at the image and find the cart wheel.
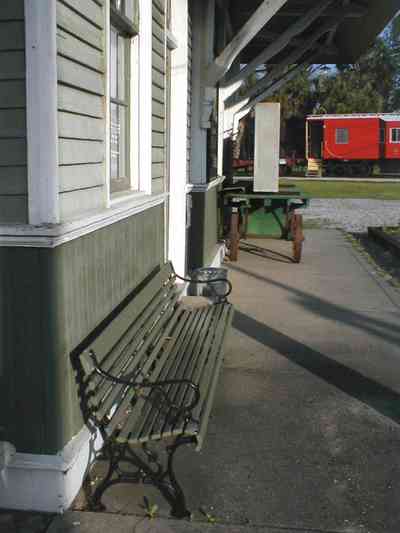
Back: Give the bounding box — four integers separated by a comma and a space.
291, 214, 304, 263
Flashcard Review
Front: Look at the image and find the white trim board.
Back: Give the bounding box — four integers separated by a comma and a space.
190, 176, 225, 192
25, 0, 59, 225
0, 193, 168, 248
168, 0, 189, 277
0, 427, 103, 513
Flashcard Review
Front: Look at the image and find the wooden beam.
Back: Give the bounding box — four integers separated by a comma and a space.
222, 0, 334, 88
225, 18, 338, 108
238, 53, 319, 115
205, 0, 288, 86
327, 0, 351, 45
274, 7, 367, 17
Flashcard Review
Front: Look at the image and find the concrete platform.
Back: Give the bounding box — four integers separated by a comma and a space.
56, 230, 400, 533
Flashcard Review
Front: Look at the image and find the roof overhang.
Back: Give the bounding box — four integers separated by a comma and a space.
227, 0, 398, 66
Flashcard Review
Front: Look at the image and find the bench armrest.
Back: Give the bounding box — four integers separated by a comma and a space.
88, 350, 200, 420
171, 268, 232, 302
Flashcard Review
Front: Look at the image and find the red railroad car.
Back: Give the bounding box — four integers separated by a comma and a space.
306, 114, 400, 176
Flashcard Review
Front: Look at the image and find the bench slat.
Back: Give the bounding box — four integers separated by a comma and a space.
128, 308, 204, 443
115, 309, 198, 442
87, 263, 175, 367
89, 287, 179, 418
140, 305, 215, 441
87, 278, 177, 396
95, 290, 181, 422
191, 305, 234, 450
158, 304, 225, 439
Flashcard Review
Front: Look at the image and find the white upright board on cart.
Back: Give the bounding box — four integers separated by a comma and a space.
254, 102, 280, 192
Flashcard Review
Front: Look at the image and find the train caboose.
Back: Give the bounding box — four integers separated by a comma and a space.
306, 114, 400, 177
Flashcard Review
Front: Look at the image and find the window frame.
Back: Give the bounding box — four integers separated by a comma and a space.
107, 0, 140, 201
335, 127, 349, 145
390, 128, 400, 144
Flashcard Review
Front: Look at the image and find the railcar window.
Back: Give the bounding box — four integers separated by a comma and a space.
336, 128, 349, 144
391, 128, 400, 143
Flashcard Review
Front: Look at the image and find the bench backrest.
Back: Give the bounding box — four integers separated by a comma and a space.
75, 262, 181, 435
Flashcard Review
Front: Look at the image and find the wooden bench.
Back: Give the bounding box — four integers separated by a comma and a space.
74, 262, 234, 518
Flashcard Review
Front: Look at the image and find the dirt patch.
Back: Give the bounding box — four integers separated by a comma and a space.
351, 232, 400, 287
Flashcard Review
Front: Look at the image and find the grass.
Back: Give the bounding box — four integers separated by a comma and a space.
280, 180, 400, 200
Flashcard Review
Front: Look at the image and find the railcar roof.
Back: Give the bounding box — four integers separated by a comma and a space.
307, 114, 400, 121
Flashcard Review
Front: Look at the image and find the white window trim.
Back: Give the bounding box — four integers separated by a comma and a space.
24, 0, 59, 224
105, 0, 152, 208
390, 128, 400, 144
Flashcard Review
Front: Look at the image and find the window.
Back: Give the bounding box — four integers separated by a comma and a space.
109, 0, 139, 195
336, 128, 349, 144
391, 128, 400, 143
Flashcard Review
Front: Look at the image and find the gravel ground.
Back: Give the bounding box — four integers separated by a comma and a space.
302, 198, 400, 233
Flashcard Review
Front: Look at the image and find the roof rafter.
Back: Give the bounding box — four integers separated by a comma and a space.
205, 0, 288, 87
221, 0, 335, 88
238, 52, 319, 116
225, 18, 338, 108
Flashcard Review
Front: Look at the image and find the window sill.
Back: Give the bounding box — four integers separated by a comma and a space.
0, 192, 169, 248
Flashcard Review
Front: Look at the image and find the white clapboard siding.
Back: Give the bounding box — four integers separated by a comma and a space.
57, 29, 104, 73
0, 139, 27, 166
0, 81, 26, 108
0, 3, 24, 19
0, 0, 27, 223
57, 0, 106, 220
0, 51, 25, 80
152, 0, 166, 189
59, 139, 104, 165
58, 85, 104, 118
60, 186, 105, 219
59, 163, 104, 192
59, 0, 104, 29
0, 167, 27, 195
0, 196, 28, 223
58, 112, 104, 141
58, 56, 105, 96
0, 109, 26, 138
0, 22, 25, 51
57, 2, 103, 50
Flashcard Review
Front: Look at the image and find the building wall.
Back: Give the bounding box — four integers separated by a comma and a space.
189, 185, 220, 270
0, 205, 164, 454
0, 1, 28, 223
56, 0, 106, 220
152, 0, 166, 195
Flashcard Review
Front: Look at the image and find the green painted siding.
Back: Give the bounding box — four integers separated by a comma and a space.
0, 1, 28, 223
152, 0, 166, 192
0, 206, 164, 454
57, 0, 106, 220
189, 186, 220, 270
